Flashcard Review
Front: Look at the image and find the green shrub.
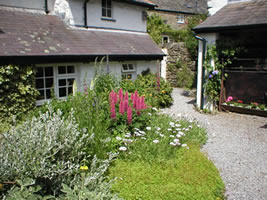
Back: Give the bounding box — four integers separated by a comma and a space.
0, 106, 92, 196
175, 61, 195, 89
0, 65, 38, 121
121, 74, 173, 108
109, 146, 225, 200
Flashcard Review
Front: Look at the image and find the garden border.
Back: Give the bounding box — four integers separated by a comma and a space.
221, 104, 267, 117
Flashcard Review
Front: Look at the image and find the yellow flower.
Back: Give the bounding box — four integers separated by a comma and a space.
149, 94, 152, 97
80, 165, 88, 171
162, 90, 166, 94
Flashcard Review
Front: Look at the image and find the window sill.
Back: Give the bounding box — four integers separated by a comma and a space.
101, 17, 116, 22
177, 22, 185, 24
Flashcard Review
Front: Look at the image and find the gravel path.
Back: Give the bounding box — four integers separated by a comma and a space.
161, 88, 267, 200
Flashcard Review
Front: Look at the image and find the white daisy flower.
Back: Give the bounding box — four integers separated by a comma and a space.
146, 127, 152, 131
153, 139, 159, 144
119, 146, 127, 151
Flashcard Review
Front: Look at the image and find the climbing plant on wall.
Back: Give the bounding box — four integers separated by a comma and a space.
0, 65, 39, 121
203, 41, 242, 105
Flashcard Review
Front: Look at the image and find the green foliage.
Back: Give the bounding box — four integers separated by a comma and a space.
109, 146, 225, 200
0, 107, 92, 196
121, 73, 173, 108
147, 14, 207, 59
59, 154, 121, 200
0, 65, 38, 121
4, 178, 54, 200
175, 61, 195, 89
203, 43, 241, 105
182, 14, 208, 59
147, 14, 173, 44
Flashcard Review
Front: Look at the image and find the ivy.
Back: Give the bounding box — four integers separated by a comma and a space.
0, 65, 38, 121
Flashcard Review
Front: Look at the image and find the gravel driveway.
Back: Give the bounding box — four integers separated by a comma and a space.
161, 88, 267, 200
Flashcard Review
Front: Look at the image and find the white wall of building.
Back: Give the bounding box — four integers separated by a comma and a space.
0, 0, 45, 10
86, 0, 147, 32
52, 0, 147, 32
196, 33, 218, 110
208, 0, 228, 15
78, 60, 158, 92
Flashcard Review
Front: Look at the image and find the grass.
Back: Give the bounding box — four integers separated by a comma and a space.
109, 145, 225, 200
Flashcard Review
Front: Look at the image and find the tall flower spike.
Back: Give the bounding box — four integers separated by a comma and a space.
119, 99, 124, 115
119, 88, 123, 101
124, 99, 129, 113
141, 96, 145, 109
127, 105, 132, 124
110, 102, 116, 119
124, 92, 129, 101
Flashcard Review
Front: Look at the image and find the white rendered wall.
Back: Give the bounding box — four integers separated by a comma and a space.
0, 0, 45, 10
196, 33, 218, 110
208, 0, 227, 15
78, 60, 158, 92
86, 0, 147, 32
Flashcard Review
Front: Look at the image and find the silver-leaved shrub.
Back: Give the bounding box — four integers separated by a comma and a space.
0, 106, 92, 194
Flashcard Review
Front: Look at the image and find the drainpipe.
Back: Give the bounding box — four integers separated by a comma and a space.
84, 0, 89, 28
195, 35, 206, 110
44, 0, 49, 14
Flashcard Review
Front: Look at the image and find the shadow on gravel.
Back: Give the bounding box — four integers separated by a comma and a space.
260, 124, 267, 129
187, 99, 196, 105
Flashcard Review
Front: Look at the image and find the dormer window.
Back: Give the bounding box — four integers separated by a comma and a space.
102, 0, 112, 18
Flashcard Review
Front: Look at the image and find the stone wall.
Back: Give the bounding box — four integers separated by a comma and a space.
164, 42, 196, 87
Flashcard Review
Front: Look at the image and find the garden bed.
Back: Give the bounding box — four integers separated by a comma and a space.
221, 104, 267, 117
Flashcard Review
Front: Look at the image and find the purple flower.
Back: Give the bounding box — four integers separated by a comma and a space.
208, 74, 213, 79
212, 70, 219, 75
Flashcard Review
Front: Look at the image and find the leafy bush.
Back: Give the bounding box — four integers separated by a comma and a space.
0, 106, 92, 196
59, 154, 121, 200
0, 65, 38, 122
121, 74, 173, 108
110, 146, 225, 200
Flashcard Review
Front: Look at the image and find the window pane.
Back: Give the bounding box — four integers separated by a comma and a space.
58, 66, 66, 74
36, 79, 44, 89
128, 64, 134, 70
107, 0, 111, 8
107, 9, 112, 18
67, 66, 75, 73
36, 67, 43, 78
122, 64, 128, 71
59, 79, 66, 86
102, 8, 106, 17
68, 87, 73, 95
102, 0, 106, 7
45, 78, 53, 88
67, 78, 74, 86
45, 67, 53, 76
37, 90, 44, 100
59, 87, 67, 97
46, 89, 51, 99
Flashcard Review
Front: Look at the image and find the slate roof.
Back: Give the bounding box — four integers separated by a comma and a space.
149, 0, 207, 14
194, 0, 267, 33
0, 7, 163, 63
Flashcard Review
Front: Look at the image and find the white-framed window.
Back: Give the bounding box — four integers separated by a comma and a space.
162, 35, 170, 44
102, 0, 112, 18
121, 64, 136, 80
35, 66, 54, 102
35, 65, 76, 105
177, 14, 185, 24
